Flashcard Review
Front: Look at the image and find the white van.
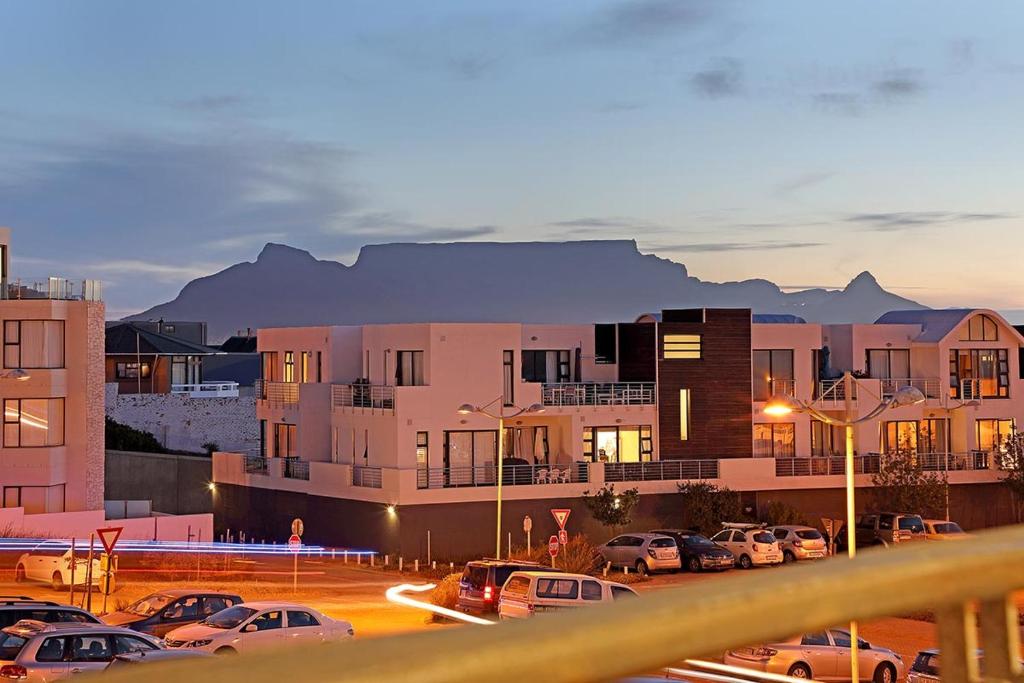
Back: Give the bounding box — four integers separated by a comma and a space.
497, 571, 638, 619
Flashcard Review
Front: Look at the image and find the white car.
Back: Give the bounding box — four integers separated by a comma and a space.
498, 571, 638, 619
710, 524, 783, 569
164, 602, 354, 655
15, 542, 111, 591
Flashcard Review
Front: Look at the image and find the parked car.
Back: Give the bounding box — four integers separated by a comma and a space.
164, 602, 353, 654
598, 533, 681, 575
101, 590, 243, 637
106, 649, 212, 671
906, 648, 1001, 682
724, 628, 904, 682
649, 530, 734, 572
709, 524, 783, 569
498, 571, 637, 619
923, 519, 968, 541
0, 598, 100, 629
457, 560, 561, 614
768, 525, 828, 563
14, 542, 111, 592
0, 619, 163, 681
835, 512, 927, 551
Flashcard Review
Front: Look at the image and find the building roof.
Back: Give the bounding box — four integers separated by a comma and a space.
105, 322, 220, 356
751, 314, 807, 324
218, 335, 258, 353
873, 309, 975, 343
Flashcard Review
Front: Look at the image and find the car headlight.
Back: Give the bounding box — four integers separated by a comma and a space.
190, 639, 213, 647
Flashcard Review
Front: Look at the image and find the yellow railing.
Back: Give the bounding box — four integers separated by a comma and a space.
108, 524, 1024, 683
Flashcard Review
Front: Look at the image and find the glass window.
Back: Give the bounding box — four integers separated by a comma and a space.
3, 320, 64, 369
773, 529, 788, 539
811, 420, 840, 457
283, 351, 295, 382
287, 611, 320, 627
883, 421, 918, 453
581, 580, 603, 601
679, 389, 690, 441
202, 597, 231, 616
502, 350, 514, 406
54, 610, 96, 624
801, 633, 830, 646
752, 350, 794, 401
950, 349, 1009, 398
33, 636, 63, 662
535, 578, 580, 600
274, 423, 297, 458
503, 576, 531, 596
649, 538, 676, 548
115, 362, 151, 380
3, 398, 64, 447
300, 352, 311, 383
898, 516, 925, 533
710, 530, 730, 542
611, 586, 636, 600
165, 597, 200, 620
733, 531, 746, 542
754, 423, 795, 458
977, 419, 1015, 452
521, 350, 570, 383
664, 334, 701, 359
250, 611, 283, 631
866, 349, 910, 380
960, 314, 999, 341
396, 351, 425, 386
70, 634, 112, 662
114, 635, 157, 655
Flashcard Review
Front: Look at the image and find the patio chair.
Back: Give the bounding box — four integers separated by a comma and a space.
535, 468, 549, 484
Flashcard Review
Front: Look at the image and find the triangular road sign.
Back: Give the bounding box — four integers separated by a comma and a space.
96, 527, 123, 555
551, 508, 571, 530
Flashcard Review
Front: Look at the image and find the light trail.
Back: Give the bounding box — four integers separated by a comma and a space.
384, 583, 496, 626
674, 661, 809, 682
0, 538, 377, 557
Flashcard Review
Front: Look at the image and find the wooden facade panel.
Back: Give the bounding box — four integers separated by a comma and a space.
616, 323, 656, 382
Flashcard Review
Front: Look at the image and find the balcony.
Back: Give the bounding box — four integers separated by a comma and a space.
171, 382, 240, 398
880, 377, 943, 400
416, 462, 589, 489
603, 459, 719, 482
332, 384, 395, 413
352, 465, 383, 488
774, 451, 995, 477
1, 277, 103, 301
255, 380, 299, 406
282, 457, 310, 480
541, 382, 655, 407
243, 455, 269, 475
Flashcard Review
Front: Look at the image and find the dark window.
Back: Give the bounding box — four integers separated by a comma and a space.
611, 586, 636, 600
594, 324, 617, 364
70, 634, 112, 662
649, 538, 676, 548
581, 580, 604, 601
857, 515, 877, 530
521, 350, 570, 383
898, 516, 925, 533
165, 597, 200, 620
202, 597, 232, 616
0, 632, 28, 660
733, 531, 746, 542
287, 611, 320, 627
34, 636, 64, 662
502, 351, 514, 406
795, 530, 822, 540
114, 635, 157, 655
753, 532, 775, 544
250, 611, 283, 631
773, 529, 789, 539
463, 565, 489, 589
54, 610, 97, 624
536, 578, 579, 600
801, 633, 830, 646
316, 351, 322, 383
878, 515, 894, 530
396, 351, 425, 386
752, 349, 794, 401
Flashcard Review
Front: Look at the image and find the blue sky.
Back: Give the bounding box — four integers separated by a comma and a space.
2, 1, 1023, 317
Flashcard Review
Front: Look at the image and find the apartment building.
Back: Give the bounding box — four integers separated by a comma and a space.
0, 228, 105, 513
213, 307, 1024, 557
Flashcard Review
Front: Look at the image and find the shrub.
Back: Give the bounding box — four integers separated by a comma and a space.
105, 418, 166, 453
582, 485, 640, 531
202, 442, 220, 456
509, 534, 602, 575
676, 482, 743, 536
763, 500, 809, 527
429, 573, 462, 611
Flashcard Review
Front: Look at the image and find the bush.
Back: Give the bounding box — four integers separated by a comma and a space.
429, 573, 462, 611
202, 442, 220, 456
582, 485, 640, 531
763, 501, 809, 527
105, 418, 166, 453
676, 482, 743, 536
509, 534, 602, 575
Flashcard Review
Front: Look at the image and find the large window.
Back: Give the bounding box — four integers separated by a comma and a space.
502, 350, 514, 406
866, 349, 910, 379
583, 426, 652, 463
950, 349, 1008, 398
663, 334, 701, 359
753, 423, 795, 458
752, 349, 794, 401
261, 352, 279, 382
171, 356, 201, 386
810, 420, 841, 457
959, 314, 998, 341
396, 350, 425, 386
283, 352, 295, 382
594, 324, 617, 364
274, 423, 297, 458
115, 362, 151, 380
300, 352, 311, 383
502, 426, 549, 463
977, 419, 1014, 452
521, 350, 570, 383
4, 321, 64, 369
3, 398, 64, 447
882, 419, 949, 453
443, 430, 497, 485
679, 389, 690, 441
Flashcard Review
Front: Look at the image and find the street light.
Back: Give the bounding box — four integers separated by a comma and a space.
457, 397, 545, 559
1, 369, 30, 381
764, 372, 924, 683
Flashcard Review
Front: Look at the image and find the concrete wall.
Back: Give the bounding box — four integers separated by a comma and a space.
105, 384, 257, 453
105, 450, 213, 515
0, 506, 212, 542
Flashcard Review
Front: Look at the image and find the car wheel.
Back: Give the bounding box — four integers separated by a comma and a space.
634, 560, 649, 577
787, 663, 811, 679
873, 663, 896, 683
214, 647, 237, 656
783, 550, 796, 564
738, 554, 753, 570
51, 572, 65, 591
14, 565, 25, 583
687, 557, 701, 573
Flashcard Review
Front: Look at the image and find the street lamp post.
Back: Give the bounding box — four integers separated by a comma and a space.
458, 397, 545, 559
764, 371, 924, 683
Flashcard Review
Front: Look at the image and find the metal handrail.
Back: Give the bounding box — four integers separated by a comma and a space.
603, 459, 719, 482
242, 455, 269, 476
282, 457, 310, 481
352, 465, 383, 488
110, 524, 1024, 683
879, 377, 942, 399
257, 380, 299, 405
332, 384, 396, 411
775, 455, 881, 477
170, 382, 240, 397
417, 463, 589, 489
541, 382, 656, 406
1, 277, 103, 301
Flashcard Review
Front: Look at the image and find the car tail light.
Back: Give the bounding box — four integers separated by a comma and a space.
0, 665, 27, 680
648, 548, 658, 558
483, 585, 493, 602
752, 648, 778, 658
792, 539, 803, 547
892, 530, 900, 543
527, 603, 535, 613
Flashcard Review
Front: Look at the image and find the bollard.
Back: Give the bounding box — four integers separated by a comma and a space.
399, 557, 403, 572
449, 562, 454, 572
414, 559, 419, 572
332, 549, 336, 560
385, 554, 390, 567
432, 561, 436, 570
344, 550, 348, 564
370, 553, 375, 567
624, 566, 629, 575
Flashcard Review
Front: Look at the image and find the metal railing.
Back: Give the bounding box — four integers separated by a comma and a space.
113, 523, 1024, 683
775, 455, 881, 477
418, 462, 589, 489
2, 277, 103, 301
959, 377, 985, 401
816, 378, 858, 405
171, 382, 240, 398
603, 459, 719, 482
541, 382, 656, 406
243, 455, 269, 476
256, 380, 299, 405
282, 457, 309, 481
331, 384, 395, 411
352, 465, 382, 488
879, 377, 942, 399
915, 450, 991, 471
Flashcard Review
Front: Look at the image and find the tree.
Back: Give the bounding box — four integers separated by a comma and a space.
1000, 430, 1024, 523
676, 482, 743, 536
871, 447, 947, 518
582, 484, 640, 531
763, 500, 809, 527
105, 417, 166, 453
202, 442, 220, 456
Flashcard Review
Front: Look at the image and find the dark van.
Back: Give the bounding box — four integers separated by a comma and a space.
457, 560, 560, 614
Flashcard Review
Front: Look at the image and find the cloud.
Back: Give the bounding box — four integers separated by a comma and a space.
578, 0, 713, 46
170, 95, 249, 112
773, 171, 834, 196
812, 92, 863, 117
205, 232, 290, 250
89, 259, 223, 282
445, 54, 500, 80
336, 212, 499, 241
872, 70, 924, 99
690, 58, 742, 98
597, 101, 645, 114
647, 240, 825, 253
845, 211, 1013, 232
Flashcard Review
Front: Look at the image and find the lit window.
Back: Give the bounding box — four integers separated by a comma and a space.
3, 398, 64, 447
679, 389, 690, 441
664, 334, 701, 359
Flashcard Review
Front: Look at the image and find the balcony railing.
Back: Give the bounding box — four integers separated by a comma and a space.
816, 378, 858, 404
256, 380, 299, 405
880, 377, 943, 400
417, 462, 589, 489
352, 465, 383, 488
603, 459, 719, 482
1, 277, 103, 301
775, 455, 881, 477
332, 384, 395, 412
171, 382, 240, 398
541, 382, 655, 407
243, 455, 269, 476
282, 457, 310, 481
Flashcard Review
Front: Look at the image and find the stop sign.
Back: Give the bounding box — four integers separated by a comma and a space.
288, 534, 302, 553
548, 535, 559, 558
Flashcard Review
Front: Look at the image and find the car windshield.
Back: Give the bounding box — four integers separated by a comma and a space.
899, 516, 926, 533
125, 594, 174, 617
0, 632, 28, 660
203, 606, 256, 629
752, 532, 776, 544
795, 529, 823, 540
934, 522, 963, 534
683, 535, 716, 548
649, 538, 676, 548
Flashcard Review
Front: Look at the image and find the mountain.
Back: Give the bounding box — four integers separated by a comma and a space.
130, 240, 925, 341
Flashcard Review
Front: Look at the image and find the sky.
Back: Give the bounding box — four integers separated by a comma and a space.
1, 1, 1023, 319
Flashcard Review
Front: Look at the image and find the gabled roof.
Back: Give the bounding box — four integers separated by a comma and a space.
105, 322, 220, 356
873, 309, 974, 343
218, 336, 258, 353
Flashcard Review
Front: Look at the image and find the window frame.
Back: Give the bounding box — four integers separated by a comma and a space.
3, 397, 65, 448
753, 422, 795, 458
396, 350, 425, 386
752, 349, 795, 401
663, 334, 701, 360
502, 350, 514, 406
3, 320, 65, 370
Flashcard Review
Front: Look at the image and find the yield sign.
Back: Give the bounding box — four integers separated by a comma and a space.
96, 527, 123, 555
551, 508, 571, 530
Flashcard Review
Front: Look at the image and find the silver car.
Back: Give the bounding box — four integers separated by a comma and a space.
0, 620, 162, 681
769, 525, 829, 563
598, 533, 681, 575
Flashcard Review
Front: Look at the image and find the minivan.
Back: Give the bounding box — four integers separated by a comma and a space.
497, 571, 637, 619
457, 560, 560, 614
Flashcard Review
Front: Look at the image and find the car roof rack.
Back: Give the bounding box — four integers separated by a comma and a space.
720, 522, 767, 530
0, 599, 60, 607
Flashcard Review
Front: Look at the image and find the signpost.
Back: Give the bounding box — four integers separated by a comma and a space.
523, 515, 533, 553
558, 529, 568, 546
289, 519, 303, 593
95, 527, 122, 615
550, 508, 571, 531
548, 535, 559, 567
